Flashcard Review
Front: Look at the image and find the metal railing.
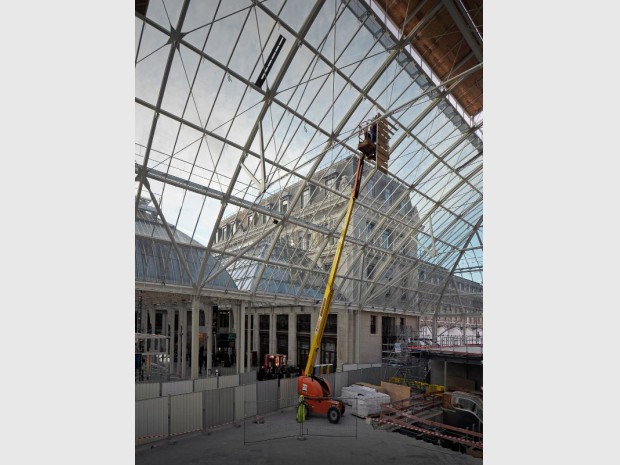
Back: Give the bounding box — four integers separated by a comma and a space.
436, 335, 482, 346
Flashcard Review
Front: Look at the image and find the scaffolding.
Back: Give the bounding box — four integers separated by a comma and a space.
377, 327, 483, 455
382, 326, 432, 386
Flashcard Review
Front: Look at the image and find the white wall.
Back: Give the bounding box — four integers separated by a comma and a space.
359, 312, 382, 363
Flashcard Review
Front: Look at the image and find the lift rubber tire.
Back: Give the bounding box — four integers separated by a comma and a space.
327, 406, 341, 424
341, 403, 345, 416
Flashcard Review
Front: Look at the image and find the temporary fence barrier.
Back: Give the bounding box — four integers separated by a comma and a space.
346, 367, 382, 386
135, 382, 160, 401
135, 397, 168, 445
162, 380, 193, 397
342, 363, 373, 371
136, 365, 399, 444
278, 377, 298, 409
256, 378, 279, 415
194, 377, 218, 391
334, 371, 349, 397
239, 370, 257, 385
235, 384, 256, 421
170, 392, 202, 437
218, 374, 240, 389
204, 387, 235, 428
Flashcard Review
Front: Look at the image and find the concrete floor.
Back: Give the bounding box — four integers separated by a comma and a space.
136, 406, 482, 465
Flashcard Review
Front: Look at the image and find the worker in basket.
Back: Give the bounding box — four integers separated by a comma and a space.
370, 114, 379, 143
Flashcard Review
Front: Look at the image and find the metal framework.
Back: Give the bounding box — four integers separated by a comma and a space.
135, 0, 483, 320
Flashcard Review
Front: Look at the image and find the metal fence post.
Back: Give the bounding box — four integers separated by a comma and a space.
167, 395, 172, 442
202, 390, 207, 433
232, 387, 236, 427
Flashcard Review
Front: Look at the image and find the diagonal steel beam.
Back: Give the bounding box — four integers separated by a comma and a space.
137, 15, 481, 227
440, 0, 482, 62
137, 96, 394, 227
401, 0, 431, 29
361, 164, 481, 303
195, 2, 327, 298
209, 242, 369, 288
137, 0, 484, 304
292, 126, 480, 302
360, 199, 484, 308
134, 0, 191, 216
139, 173, 197, 289
202, 223, 278, 286
434, 214, 483, 310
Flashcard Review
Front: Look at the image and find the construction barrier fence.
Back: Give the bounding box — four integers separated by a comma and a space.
136, 366, 390, 445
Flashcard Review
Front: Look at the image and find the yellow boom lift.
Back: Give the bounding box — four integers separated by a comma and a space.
296, 116, 392, 423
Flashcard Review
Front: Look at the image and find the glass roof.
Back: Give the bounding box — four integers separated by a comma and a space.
135, 0, 483, 317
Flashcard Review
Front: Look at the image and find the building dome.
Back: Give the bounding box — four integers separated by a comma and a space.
135, 199, 237, 290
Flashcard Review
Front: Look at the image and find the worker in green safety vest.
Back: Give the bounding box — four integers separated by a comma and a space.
296, 395, 306, 423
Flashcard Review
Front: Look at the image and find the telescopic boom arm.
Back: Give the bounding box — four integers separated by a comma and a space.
303, 155, 366, 376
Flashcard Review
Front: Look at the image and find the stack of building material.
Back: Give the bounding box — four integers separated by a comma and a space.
380, 381, 410, 402
355, 382, 388, 394
341, 384, 390, 417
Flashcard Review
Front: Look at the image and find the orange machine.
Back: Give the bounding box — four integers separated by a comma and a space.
297, 372, 344, 423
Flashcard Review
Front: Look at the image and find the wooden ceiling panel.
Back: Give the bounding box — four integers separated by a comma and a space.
379, 0, 483, 116
461, 0, 483, 39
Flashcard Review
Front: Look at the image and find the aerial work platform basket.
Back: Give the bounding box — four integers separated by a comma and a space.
357, 116, 394, 174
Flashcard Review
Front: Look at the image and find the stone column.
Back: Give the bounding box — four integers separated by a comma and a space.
151, 310, 156, 352
245, 311, 251, 372
233, 303, 241, 374
310, 306, 319, 367
239, 301, 246, 374
252, 310, 261, 354
140, 305, 148, 354
167, 308, 174, 373
141, 305, 148, 333
171, 309, 177, 374
191, 296, 200, 380
180, 308, 187, 379
336, 311, 348, 370
206, 304, 213, 374
150, 307, 156, 350
355, 307, 361, 364
162, 312, 167, 353
288, 311, 297, 366
269, 309, 276, 354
